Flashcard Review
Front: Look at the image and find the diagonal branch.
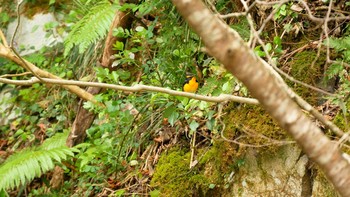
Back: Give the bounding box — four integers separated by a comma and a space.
171, 0, 350, 195
0, 44, 96, 103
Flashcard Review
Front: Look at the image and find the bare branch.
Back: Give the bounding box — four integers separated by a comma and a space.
11, 0, 24, 48
0, 77, 259, 104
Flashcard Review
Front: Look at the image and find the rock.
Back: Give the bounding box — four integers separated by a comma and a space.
6, 13, 63, 55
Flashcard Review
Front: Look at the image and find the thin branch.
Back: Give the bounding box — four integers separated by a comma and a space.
0, 72, 32, 78
216, 103, 295, 147
324, 0, 333, 64
11, 0, 24, 48
254, 0, 350, 22
220, 12, 246, 18
0, 77, 260, 104
5, 0, 45, 82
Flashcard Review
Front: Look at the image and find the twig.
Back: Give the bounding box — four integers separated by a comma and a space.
324, 0, 333, 64
190, 129, 197, 168
8, 0, 45, 82
0, 72, 32, 78
0, 77, 260, 104
11, 0, 24, 48
220, 12, 246, 18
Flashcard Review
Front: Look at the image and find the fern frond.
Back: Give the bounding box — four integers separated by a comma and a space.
328, 36, 350, 52
0, 133, 78, 191
64, 1, 116, 56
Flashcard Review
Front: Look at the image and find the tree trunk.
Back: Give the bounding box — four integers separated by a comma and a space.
66, 9, 133, 147
171, 0, 350, 195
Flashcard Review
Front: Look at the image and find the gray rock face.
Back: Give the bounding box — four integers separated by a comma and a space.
1, 13, 64, 126
6, 13, 63, 55
227, 145, 336, 196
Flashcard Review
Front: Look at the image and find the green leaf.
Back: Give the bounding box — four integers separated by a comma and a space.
164, 106, 179, 126
265, 43, 272, 52
254, 46, 266, 57
116, 69, 131, 80
172, 49, 180, 57
156, 37, 163, 43
114, 189, 125, 197
150, 190, 160, 197
273, 36, 281, 46
163, 106, 176, 118
114, 41, 124, 51
189, 120, 199, 132
222, 81, 231, 92
135, 26, 145, 32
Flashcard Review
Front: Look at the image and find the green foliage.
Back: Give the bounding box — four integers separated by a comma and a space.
0, 132, 78, 191
273, 3, 298, 22
325, 36, 350, 107
0, 0, 288, 196
64, 0, 115, 56
254, 36, 283, 58
230, 18, 250, 41
328, 36, 350, 63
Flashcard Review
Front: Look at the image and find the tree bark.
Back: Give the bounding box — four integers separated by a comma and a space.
66, 9, 133, 147
171, 0, 350, 196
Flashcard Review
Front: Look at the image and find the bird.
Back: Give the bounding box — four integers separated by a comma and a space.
183, 75, 199, 93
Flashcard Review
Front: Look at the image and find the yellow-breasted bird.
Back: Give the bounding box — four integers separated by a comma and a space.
183, 75, 199, 93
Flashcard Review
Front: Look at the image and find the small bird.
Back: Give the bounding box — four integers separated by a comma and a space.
183, 75, 199, 93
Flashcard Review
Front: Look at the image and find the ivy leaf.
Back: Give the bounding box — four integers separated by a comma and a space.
189, 120, 199, 132
113, 41, 124, 51
164, 106, 179, 126
168, 111, 179, 126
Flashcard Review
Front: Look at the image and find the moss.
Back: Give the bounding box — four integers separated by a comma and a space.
288, 50, 325, 105
22, 0, 71, 18
150, 147, 210, 197
223, 103, 287, 147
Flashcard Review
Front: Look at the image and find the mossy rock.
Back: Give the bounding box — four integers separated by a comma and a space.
223, 103, 287, 147
151, 147, 211, 197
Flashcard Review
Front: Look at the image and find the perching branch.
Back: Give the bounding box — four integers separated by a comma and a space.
0, 77, 259, 104
0, 73, 346, 142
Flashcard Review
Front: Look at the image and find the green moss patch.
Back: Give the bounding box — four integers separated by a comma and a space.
151, 147, 210, 197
